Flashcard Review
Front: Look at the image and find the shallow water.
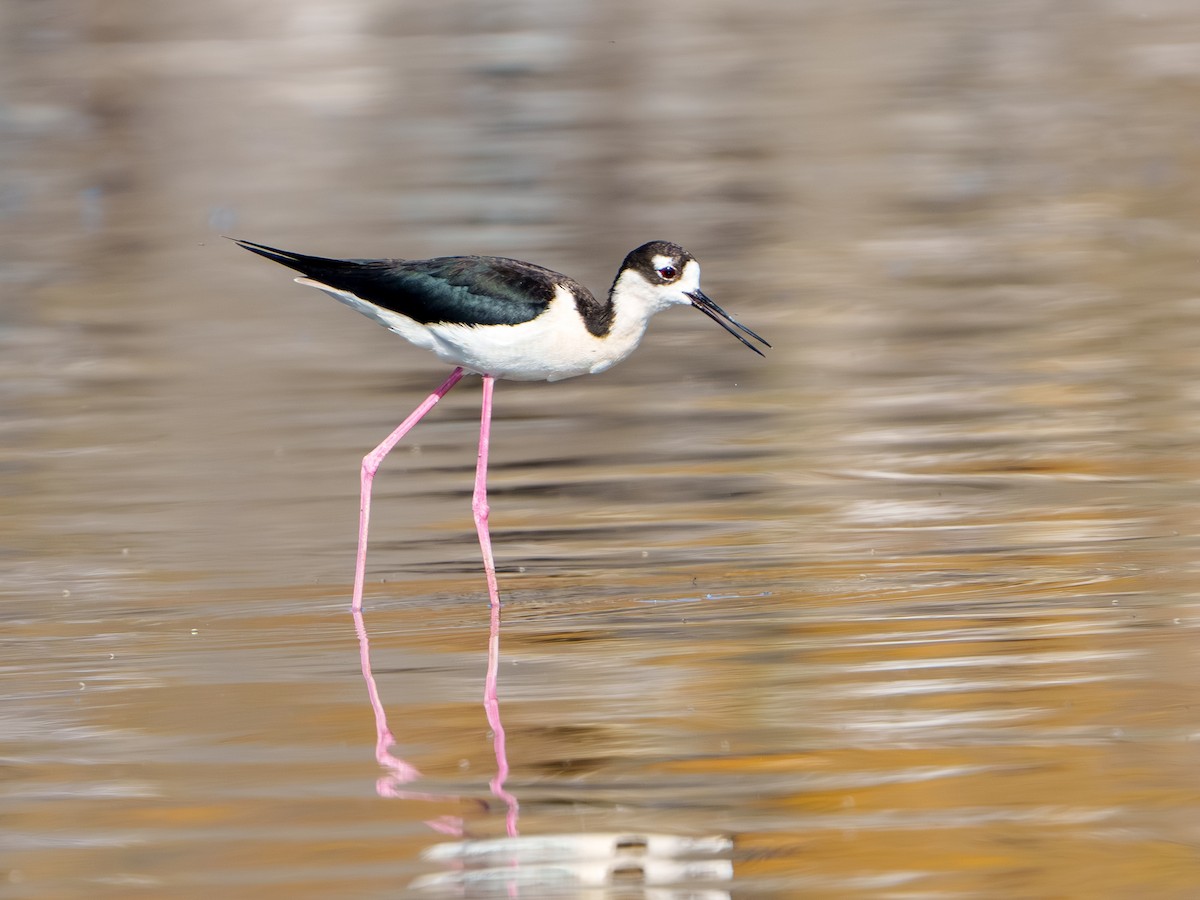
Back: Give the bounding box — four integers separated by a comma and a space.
4, 1, 1200, 897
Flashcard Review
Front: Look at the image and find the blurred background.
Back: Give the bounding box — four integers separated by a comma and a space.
4, 1, 1200, 896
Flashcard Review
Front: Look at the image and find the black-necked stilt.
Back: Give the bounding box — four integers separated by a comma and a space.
234, 238, 769, 610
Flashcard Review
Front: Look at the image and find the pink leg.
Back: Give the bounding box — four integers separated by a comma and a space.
472, 374, 501, 608
352, 367, 466, 612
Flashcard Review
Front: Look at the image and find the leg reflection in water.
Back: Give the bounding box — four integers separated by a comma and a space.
352, 602, 732, 893
352, 602, 519, 837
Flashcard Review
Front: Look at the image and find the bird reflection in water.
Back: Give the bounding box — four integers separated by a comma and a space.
352, 604, 733, 894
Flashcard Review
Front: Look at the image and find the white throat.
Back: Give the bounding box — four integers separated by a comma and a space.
592, 259, 701, 372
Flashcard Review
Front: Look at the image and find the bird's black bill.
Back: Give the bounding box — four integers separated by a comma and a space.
687, 291, 771, 357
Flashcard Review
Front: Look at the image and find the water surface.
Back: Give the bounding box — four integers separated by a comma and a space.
4, 1, 1200, 896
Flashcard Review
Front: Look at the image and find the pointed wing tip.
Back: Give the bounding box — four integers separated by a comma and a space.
229, 238, 305, 268
229, 237, 274, 252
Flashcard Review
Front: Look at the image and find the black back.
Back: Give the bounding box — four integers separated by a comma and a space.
235, 240, 604, 329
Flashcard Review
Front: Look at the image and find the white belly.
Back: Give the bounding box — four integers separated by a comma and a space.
300, 279, 647, 382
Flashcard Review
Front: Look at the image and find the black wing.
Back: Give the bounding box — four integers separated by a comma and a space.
233, 239, 585, 326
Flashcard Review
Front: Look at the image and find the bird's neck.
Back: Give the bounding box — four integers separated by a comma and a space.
600, 270, 674, 356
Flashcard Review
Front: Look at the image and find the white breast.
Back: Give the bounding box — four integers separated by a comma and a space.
426, 286, 640, 381
298, 280, 648, 383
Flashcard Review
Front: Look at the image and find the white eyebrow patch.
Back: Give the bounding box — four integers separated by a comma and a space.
651, 254, 678, 272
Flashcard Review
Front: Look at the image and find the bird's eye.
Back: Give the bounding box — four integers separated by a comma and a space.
657, 265, 678, 280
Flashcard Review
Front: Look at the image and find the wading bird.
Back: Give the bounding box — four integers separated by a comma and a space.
234, 239, 769, 611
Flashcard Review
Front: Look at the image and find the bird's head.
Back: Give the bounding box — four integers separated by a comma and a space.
611, 241, 770, 356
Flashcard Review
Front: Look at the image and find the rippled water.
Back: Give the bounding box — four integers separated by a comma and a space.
4, 1, 1200, 897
